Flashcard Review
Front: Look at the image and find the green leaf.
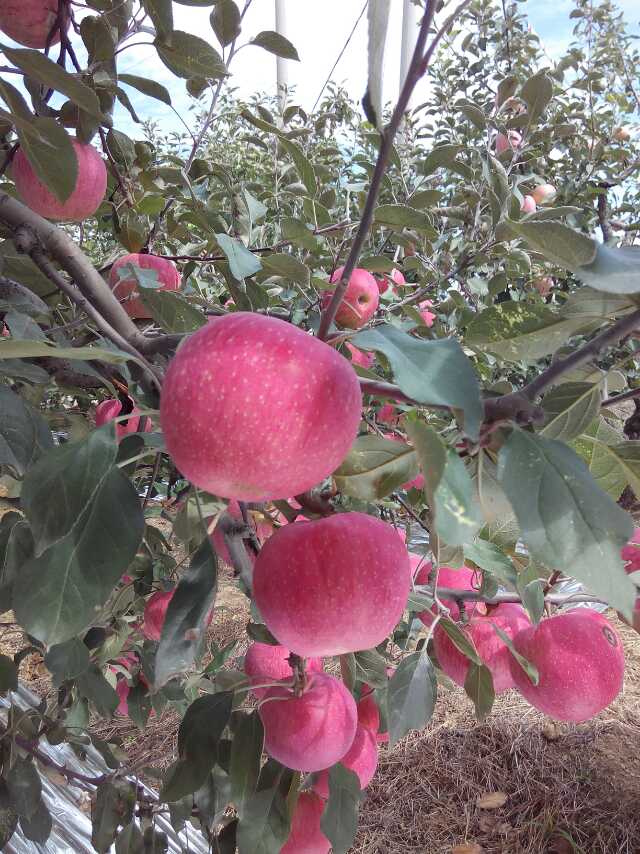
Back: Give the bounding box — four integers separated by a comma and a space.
498, 428, 635, 617
0, 654, 17, 693
77, 664, 120, 717
118, 74, 172, 106
421, 144, 465, 176
14, 467, 144, 645
374, 204, 434, 231
21, 424, 118, 555
0, 780, 18, 849
540, 382, 601, 442
278, 137, 316, 195
438, 618, 482, 665
143, 0, 174, 43
155, 537, 218, 689
115, 822, 145, 854
0, 386, 53, 477
16, 117, 77, 204
139, 290, 206, 333
2, 47, 106, 122
573, 420, 640, 499
504, 219, 596, 269
320, 766, 361, 854
333, 435, 418, 500
210, 0, 241, 46
362, 0, 389, 129
466, 303, 593, 362
520, 71, 553, 122
353, 648, 389, 688
230, 711, 264, 817
353, 324, 483, 440
7, 759, 41, 819
490, 622, 539, 685
387, 651, 437, 745
236, 763, 292, 854
19, 799, 51, 844
160, 760, 206, 803
155, 31, 226, 79
463, 540, 518, 589
215, 233, 262, 280
251, 31, 300, 61
0, 338, 149, 372
261, 254, 310, 286
169, 693, 233, 796
92, 780, 136, 853
575, 244, 640, 294
44, 638, 90, 684
464, 663, 494, 721
407, 422, 482, 546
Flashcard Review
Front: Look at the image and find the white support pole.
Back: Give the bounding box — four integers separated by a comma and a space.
275, 0, 288, 113
400, 0, 419, 107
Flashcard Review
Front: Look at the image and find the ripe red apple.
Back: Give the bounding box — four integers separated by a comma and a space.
312, 724, 378, 798
532, 276, 553, 297
433, 603, 531, 693
12, 139, 107, 222
357, 690, 380, 734
253, 512, 411, 657
375, 268, 406, 294
613, 126, 631, 142
209, 500, 274, 566
142, 590, 175, 642
243, 642, 323, 699
259, 673, 357, 771
377, 403, 400, 425
160, 313, 362, 501
510, 609, 625, 722
418, 299, 436, 327
621, 527, 640, 569
281, 792, 330, 854
324, 267, 379, 329
345, 342, 375, 369
109, 254, 182, 320
521, 195, 536, 214
531, 183, 556, 205
95, 397, 153, 441
414, 560, 483, 626
495, 130, 522, 155
0, 0, 68, 49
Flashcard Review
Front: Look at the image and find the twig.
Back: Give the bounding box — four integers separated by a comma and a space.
597, 185, 612, 243
602, 386, 640, 408
429, 587, 608, 607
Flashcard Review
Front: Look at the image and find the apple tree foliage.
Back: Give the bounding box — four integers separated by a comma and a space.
0, 0, 639, 849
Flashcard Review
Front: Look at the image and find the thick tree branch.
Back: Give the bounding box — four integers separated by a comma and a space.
602, 386, 640, 408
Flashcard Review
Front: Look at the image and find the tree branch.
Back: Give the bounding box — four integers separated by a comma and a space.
602, 385, 640, 408
427, 586, 608, 607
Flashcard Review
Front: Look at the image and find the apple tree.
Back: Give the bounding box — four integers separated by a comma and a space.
0, 0, 639, 850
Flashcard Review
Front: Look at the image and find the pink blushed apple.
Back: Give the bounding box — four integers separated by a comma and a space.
281, 792, 330, 854
345, 342, 375, 369
160, 313, 363, 501
510, 609, 625, 722
324, 267, 379, 329
495, 130, 522, 155
95, 397, 153, 441
243, 642, 323, 699
312, 724, 378, 798
109, 254, 182, 320
418, 299, 436, 327
521, 195, 537, 214
259, 672, 357, 772
12, 139, 107, 222
531, 183, 556, 205
253, 512, 411, 657
0, 0, 69, 49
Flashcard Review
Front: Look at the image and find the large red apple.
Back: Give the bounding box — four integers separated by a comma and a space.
243, 642, 323, 699
510, 608, 625, 722
281, 792, 330, 854
259, 673, 357, 772
109, 254, 182, 320
414, 559, 483, 626
160, 313, 362, 501
253, 512, 411, 657
312, 723, 378, 798
95, 397, 153, 441
324, 267, 379, 329
433, 603, 531, 693
357, 690, 380, 734
0, 0, 68, 49
531, 183, 556, 205
12, 139, 107, 222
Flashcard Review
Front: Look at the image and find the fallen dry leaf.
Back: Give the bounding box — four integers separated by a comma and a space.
451, 844, 483, 854
476, 791, 508, 810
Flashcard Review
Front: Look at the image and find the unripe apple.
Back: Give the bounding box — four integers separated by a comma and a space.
253, 512, 411, 657
312, 724, 378, 798
160, 313, 362, 501
323, 267, 379, 329
142, 590, 174, 642
243, 642, 323, 699
531, 183, 556, 205
259, 673, 357, 771
532, 276, 553, 297
613, 126, 631, 142
209, 500, 274, 566
281, 792, 330, 854
12, 139, 107, 222
434, 603, 531, 693
95, 397, 153, 441
0, 0, 69, 49
345, 342, 375, 369
414, 560, 483, 626
510, 609, 625, 722
109, 254, 182, 320
495, 130, 522, 155
521, 195, 537, 214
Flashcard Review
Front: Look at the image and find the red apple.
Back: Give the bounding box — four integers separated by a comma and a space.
375, 268, 406, 295
12, 139, 107, 222
357, 690, 380, 734
209, 500, 274, 566
312, 724, 378, 798
281, 792, 330, 854
531, 183, 556, 205
418, 299, 436, 328
345, 342, 375, 369
495, 130, 522, 155
95, 397, 153, 441
142, 590, 174, 642
433, 603, 531, 693
253, 512, 411, 657
532, 276, 553, 297
377, 403, 400, 425
160, 313, 362, 501
0, 0, 68, 49
259, 673, 357, 772
510, 609, 625, 722
521, 195, 536, 214
613, 126, 631, 142
414, 560, 483, 626
243, 642, 323, 699
323, 267, 379, 329
109, 254, 182, 320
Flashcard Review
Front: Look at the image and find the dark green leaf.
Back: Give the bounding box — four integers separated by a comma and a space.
0, 654, 17, 693
230, 711, 264, 816
7, 759, 41, 819
160, 759, 207, 803
463, 540, 517, 589
504, 219, 596, 269
139, 290, 206, 334
320, 766, 360, 854
0, 779, 18, 848
438, 618, 482, 665
333, 435, 418, 500
143, 0, 174, 42
155, 31, 226, 79
115, 821, 145, 854
521, 71, 553, 122
236, 764, 292, 854
211, 0, 241, 47
374, 204, 434, 231
490, 622, 539, 685
464, 663, 494, 720
387, 651, 437, 745
575, 244, 640, 294
16, 117, 77, 204
278, 137, 316, 195
261, 254, 310, 286
19, 799, 51, 843
0, 386, 53, 477
92, 780, 136, 853
251, 31, 299, 61
118, 74, 172, 106
354, 648, 388, 688
77, 665, 120, 717
44, 638, 90, 683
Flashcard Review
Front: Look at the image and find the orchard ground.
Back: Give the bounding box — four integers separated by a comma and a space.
1, 516, 639, 854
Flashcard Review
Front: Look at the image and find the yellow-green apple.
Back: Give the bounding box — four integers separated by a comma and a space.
312, 723, 378, 798
324, 266, 379, 329
0, 0, 68, 48
253, 512, 411, 656
109, 254, 181, 319
243, 641, 323, 699
281, 792, 330, 854
160, 313, 362, 501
